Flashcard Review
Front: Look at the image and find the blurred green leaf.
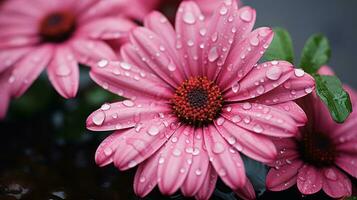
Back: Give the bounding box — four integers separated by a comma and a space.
314, 75, 352, 123
263, 27, 294, 63
300, 34, 331, 73
346, 197, 357, 200
241, 154, 268, 196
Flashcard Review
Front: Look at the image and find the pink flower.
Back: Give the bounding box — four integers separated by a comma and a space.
87, 1, 315, 199
0, 0, 140, 118
266, 67, 356, 198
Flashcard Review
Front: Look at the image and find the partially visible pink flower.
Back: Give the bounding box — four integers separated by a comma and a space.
266, 67, 357, 198
87, 1, 314, 199
0, 0, 141, 118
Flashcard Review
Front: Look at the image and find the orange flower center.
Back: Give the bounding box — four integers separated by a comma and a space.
39, 11, 76, 43
171, 76, 223, 126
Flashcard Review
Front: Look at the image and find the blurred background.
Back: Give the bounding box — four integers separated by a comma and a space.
1, 0, 356, 199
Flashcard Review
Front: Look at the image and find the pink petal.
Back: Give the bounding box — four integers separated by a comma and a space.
71, 39, 117, 67
129, 27, 185, 87
113, 116, 179, 171
175, 1, 206, 77
10, 44, 53, 97
77, 17, 135, 40
89, 60, 173, 101
0, 70, 11, 119
157, 126, 194, 195
271, 101, 307, 126
335, 154, 357, 178
266, 160, 303, 191
87, 100, 171, 131
234, 178, 256, 200
322, 167, 352, 198
144, 12, 178, 64
134, 149, 162, 197
195, 165, 218, 200
47, 46, 79, 98
0, 36, 39, 49
222, 102, 298, 138
181, 128, 210, 197
72, 0, 98, 14
1, 0, 43, 18
79, 0, 128, 23
215, 118, 277, 163
253, 69, 315, 105
225, 61, 294, 101
0, 47, 32, 74
297, 165, 323, 195
120, 43, 151, 70
218, 27, 274, 91
318, 65, 335, 76
203, 125, 246, 189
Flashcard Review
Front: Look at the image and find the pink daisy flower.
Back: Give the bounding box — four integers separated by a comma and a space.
87, 1, 315, 199
0, 0, 142, 118
266, 67, 357, 198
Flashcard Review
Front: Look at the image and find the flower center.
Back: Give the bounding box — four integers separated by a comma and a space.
298, 131, 336, 167
171, 76, 223, 126
39, 11, 76, 43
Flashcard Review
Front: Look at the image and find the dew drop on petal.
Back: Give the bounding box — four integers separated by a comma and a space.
266, 66, 282, 80
240, 9, 252, 22
172, 148, 182, 157
208, 47, 219, 62
257, 85, 265, 94
220, 6, 228, 15
294, 69, 305, 77
101, 103, 111, 111
304, 87, 313, 94
183, 12, 196, 24
168, 62, 177, 71
232, 115, 241, 123
122, 100, 134, 107
104, 147, 112, 156
128, 160, 137, 168
139, 176, 146, 183
242, 102, 252, 110
231, 82, 240, 93
92, 111, 105, 126
253, 124, 263, 133
195, 168, 202, 176
147, 126, 160, 136
216, 117, 225, 125
120, 62, 131, 70
324, 168, 338, 181
250, 37, 259, 46
97, 59, 108, 68
213, 142, 225, 154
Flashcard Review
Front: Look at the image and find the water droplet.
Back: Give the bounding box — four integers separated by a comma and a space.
159, 157, 165, 164
101, 103, 111, 111
122, 100, 134, 107
226, 106, 232, 112
180, 168, 186, 173
250, 37, 259, 46
253, 124, 263, 133
324, 168, 338, 181
187, 39, 194, 46
92, 111, 105, 126
139, 176, 146, 183
266, 66, 282, 80
183, 12, 196, 24
271, 61, 279, 65
220, 6, 228, 15
120, 62, 131, 70
208, 47, 219, 62
211, 32, 218, 42
228, 136, 236, 145
216, 117, 225, 125
232, 115, 241, 123
243, 116, 251, 124
218, 168, 227, 176
242, 102, 252, 110
128, 160, 137, 168
240, 9, 252, 22
97, 59, 108, 68
294, 69, 305, 77
257, 85, 265, 94
285, 159, 292, 164
304, 87, 313, 93
104, 147, 112, 156
232, 82, 240, 93
213, 142, 225, 154
147, 126, 160, 136
199, 28, 207, 36
159, 45, 165, 51
168, 62, 176, 71
173, 148, 182, 157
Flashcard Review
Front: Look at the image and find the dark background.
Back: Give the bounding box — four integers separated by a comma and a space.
1, 0, 356, 199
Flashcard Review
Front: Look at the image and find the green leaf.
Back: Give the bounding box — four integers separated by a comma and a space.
346, 197, 357, 200
241, 154, 268, 196
263, 27, 294, 63
300, 34, 331, 73
314, 75, 352, 123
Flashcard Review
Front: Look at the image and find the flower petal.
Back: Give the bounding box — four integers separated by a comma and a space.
322, 167, 352, 198
0, 35, 39, 49
203, 125, 246, 189
71, 39, 117, 67
234, 178, 256, 200
89, 60, 173, 100
0, 47, 32, 74
297, 165, 323, 195
77, 17, 135, 40
225, 61, 294, 101
218, 27, 274, 91
194, 165, 218, 200
266, 160, 303, 191
270, 101, 307, 126
10, 44, 53, 97
175, 1, 206, 77
253, 69, 315, 105
215, 118, 277, 163
158, 126, 194, 195
222, 102, 298, 138
86, 100, 171, 131
47, 46, 79, 98
181, 128, 210, 197
335, 154, 357, 178
129, 27, 185, 87
113, 116, 179, 171
0, 70, 11, 119
133, 149, 162, 197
